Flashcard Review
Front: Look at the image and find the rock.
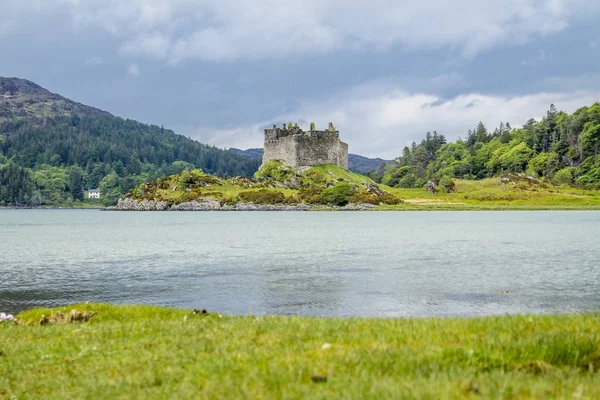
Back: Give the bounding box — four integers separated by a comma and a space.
170, 198, 222, 211
364, 183, 385, 196
0, 312, 15, 323
340, 203, 377, 211
114, 198, 169, 211
425, 180, 438, 194
111, 197, 372, 211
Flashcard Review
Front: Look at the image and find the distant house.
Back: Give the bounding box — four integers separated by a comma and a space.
88, 189, 100, 199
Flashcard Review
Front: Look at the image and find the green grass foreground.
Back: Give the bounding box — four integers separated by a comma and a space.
1, 304, 600, 399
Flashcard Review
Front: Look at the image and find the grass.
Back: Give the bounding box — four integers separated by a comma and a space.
2, 304, 600, 399
127, 164, 386, 207
382, 177, 600, 210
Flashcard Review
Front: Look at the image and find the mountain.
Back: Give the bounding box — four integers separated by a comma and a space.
228, 148, 263, 160
228, 148, 391, 174
0, 77, 113, 121
347, 154, 392, 174
0, 77, 261, 207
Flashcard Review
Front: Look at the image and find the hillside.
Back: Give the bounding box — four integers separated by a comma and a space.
228, 148, 391, 174
0, 77, 112, 121
0, 77, 261, 207
372, 103, 600, 190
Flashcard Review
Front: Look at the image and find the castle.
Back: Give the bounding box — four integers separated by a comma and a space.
262, 122, 349, 169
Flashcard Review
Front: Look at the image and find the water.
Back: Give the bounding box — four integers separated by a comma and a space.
1, 210, 599, 317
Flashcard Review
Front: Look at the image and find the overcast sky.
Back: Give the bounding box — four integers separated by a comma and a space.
1, 0, 599, 158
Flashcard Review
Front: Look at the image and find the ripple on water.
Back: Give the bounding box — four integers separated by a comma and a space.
3, 210, 600, 316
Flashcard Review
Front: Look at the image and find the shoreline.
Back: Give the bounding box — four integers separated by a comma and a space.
4, 204, 600, 211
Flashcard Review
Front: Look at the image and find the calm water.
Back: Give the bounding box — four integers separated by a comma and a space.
1, 210, 599, 317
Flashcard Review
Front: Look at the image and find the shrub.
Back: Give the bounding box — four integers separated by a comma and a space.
298, 186, 324, 204
527, 152, 559, 177
319, 182, 353, 206
350, 191, 380, 205
553, 167, 575, 185
219, 195, 238, 206
238, 189, 286, 204
350, 190, 402, 205
439, 176, 455, 193
398, 173, 417, 188
382, 166, 409, 187
379, 193, 402, 205
178, 169, 219, 187
254, 160, 296, 182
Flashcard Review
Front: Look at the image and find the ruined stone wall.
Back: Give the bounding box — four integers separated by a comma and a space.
263, 133, 299, 167
338, 141, 349, 170
262, 126, 349, 169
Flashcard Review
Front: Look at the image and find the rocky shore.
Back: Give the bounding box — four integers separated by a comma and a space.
111, 197, 378, 211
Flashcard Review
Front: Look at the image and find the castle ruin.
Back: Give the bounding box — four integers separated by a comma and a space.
262, 122, 349, 169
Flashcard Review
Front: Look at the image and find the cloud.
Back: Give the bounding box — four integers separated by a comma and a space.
30, 0, 598, 63
128, 63, 140, 77
199, 82, 600, 158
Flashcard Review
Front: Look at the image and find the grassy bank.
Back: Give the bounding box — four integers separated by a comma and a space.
1, 304, 599, 399
381, 177, 600, 210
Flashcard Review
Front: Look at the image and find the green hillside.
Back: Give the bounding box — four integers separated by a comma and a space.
0, 78, 260, 207
371, 103, 600, 189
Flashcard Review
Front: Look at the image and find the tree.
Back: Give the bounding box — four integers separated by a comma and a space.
69, 166, 84, 201
581, 122, 600, 163
0, 164, 34, 205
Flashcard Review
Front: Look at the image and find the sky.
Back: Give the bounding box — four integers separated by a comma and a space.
1, 0, 599, 158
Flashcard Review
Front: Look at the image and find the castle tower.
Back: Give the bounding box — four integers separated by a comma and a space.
262, 122, 348, 169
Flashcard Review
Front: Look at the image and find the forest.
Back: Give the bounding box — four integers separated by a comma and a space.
368, 103, 600, 190
0, 116, 260, 206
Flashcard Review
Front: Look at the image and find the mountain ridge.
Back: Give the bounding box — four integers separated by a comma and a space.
0, 77, 113, 121
228, 148, 391, 174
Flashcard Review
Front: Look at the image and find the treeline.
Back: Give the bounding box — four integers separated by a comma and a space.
369, 103, 600, 188
0, 115, 260, 206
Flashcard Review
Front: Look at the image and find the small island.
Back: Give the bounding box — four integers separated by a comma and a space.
114, 123, 401, 211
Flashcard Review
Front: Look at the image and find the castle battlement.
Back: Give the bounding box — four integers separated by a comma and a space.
262, 122, 348, 169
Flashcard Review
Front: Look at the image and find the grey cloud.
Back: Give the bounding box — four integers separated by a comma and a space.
4, 0, 596, 63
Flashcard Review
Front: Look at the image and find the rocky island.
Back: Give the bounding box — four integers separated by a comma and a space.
113, 161, 401, 211
114, 123, 400, 211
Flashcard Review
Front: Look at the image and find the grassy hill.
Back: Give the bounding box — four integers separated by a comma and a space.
379, 173, 600, 210
119, 160, 400, 209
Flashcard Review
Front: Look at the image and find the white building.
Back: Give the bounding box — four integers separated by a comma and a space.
88, 189, 100, 199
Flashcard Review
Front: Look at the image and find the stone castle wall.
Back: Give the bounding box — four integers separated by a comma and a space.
262, 124, 349, 169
